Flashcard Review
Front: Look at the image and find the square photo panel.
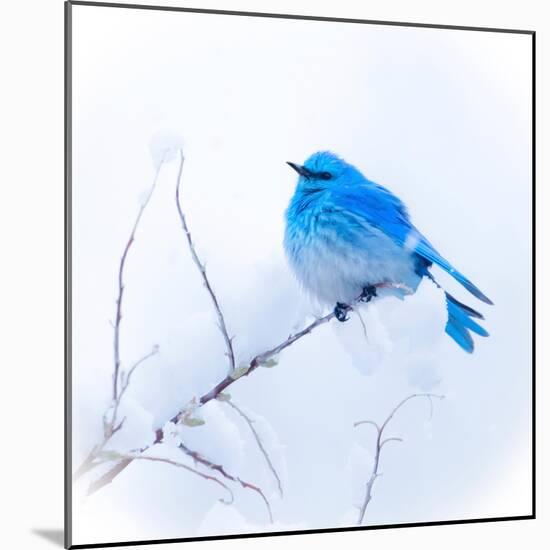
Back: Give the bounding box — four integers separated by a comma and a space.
66, 2, 534, 547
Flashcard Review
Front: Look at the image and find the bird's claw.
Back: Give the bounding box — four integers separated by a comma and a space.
359, 284, 378, 303
334, 302, 350, 322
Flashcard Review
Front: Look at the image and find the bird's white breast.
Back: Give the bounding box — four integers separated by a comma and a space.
285, 209, 420, 306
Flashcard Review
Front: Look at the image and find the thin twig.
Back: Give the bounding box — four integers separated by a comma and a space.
224, 400, 283, 498
113, 158, 165, 400
175, 149, 236, 374
73, 347, 160, 483
110, 345, 160, 432
118, 454, 234, 505
355, 393, 444, 525
179, 443, 273, 523
74, 157, 164, 481
353, 420, 380, 431
118, 346, 159, 406
379, 437, 403, 449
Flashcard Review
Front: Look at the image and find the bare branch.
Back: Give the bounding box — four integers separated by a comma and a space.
113, 159, 165, 400
426, 394, 436, 421
353, 420, 380, 432
379, 393, 445, 435
379, 437, 403, 449
357, 446, 382, 525
175, 149, 236, 374
237, 477, 274, 525
119, 453, 234, 505
84, 438, 273, 522
356, 393, 444, 526
107, 344, 160, 438
74, 347, 159, 483
179, 443, 273, 523
224, 399, 283, 498
119, 346, 160, 403
74, 149, 163, 479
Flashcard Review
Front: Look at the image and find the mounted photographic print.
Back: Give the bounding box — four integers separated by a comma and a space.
65, 2, 535, 548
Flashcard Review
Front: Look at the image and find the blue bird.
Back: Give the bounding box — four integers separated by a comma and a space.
284, 151, 493, 353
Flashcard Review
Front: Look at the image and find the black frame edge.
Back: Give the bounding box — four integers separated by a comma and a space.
64, 1, 73, 548
67, 0, 535, 35
69, 515, 535, 549
531, 30, 536, 519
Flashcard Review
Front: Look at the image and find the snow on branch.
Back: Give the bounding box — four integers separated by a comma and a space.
74, 145, 422, 529
354, 393, 445, 525
87, 281, 396, 494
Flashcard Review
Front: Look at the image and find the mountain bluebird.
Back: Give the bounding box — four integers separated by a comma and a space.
284, 151, 492, 353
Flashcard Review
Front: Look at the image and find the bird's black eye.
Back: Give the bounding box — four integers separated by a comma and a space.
319, 171, 332, 180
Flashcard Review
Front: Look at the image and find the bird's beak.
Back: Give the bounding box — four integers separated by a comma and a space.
286, 161, 311, 178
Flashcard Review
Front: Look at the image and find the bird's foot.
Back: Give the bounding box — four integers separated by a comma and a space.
334, 302, 350, 322
359, 284, 378, 303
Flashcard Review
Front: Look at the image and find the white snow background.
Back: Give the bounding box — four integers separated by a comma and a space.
70, 5, 532, 545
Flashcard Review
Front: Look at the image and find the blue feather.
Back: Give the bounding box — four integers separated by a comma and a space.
335, 179, 493, 306
284, 151, 493, 353
445, 293, 489, 353
445, 317, 475, 353
413, 239, 493, 305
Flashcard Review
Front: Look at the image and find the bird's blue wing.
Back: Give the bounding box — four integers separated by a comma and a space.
334, 181, 493, 305
412, 235, 493, 304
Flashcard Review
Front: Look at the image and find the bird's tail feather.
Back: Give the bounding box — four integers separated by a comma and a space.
444, 292, 489, 353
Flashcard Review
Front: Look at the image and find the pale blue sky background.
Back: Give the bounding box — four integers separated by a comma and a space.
71, 5, 532, 545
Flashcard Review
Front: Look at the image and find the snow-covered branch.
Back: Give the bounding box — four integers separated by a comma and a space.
75, 145, 418, 529
89, 284, 389, 494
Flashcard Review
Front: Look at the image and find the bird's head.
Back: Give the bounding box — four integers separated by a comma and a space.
287, 151, 352, 192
